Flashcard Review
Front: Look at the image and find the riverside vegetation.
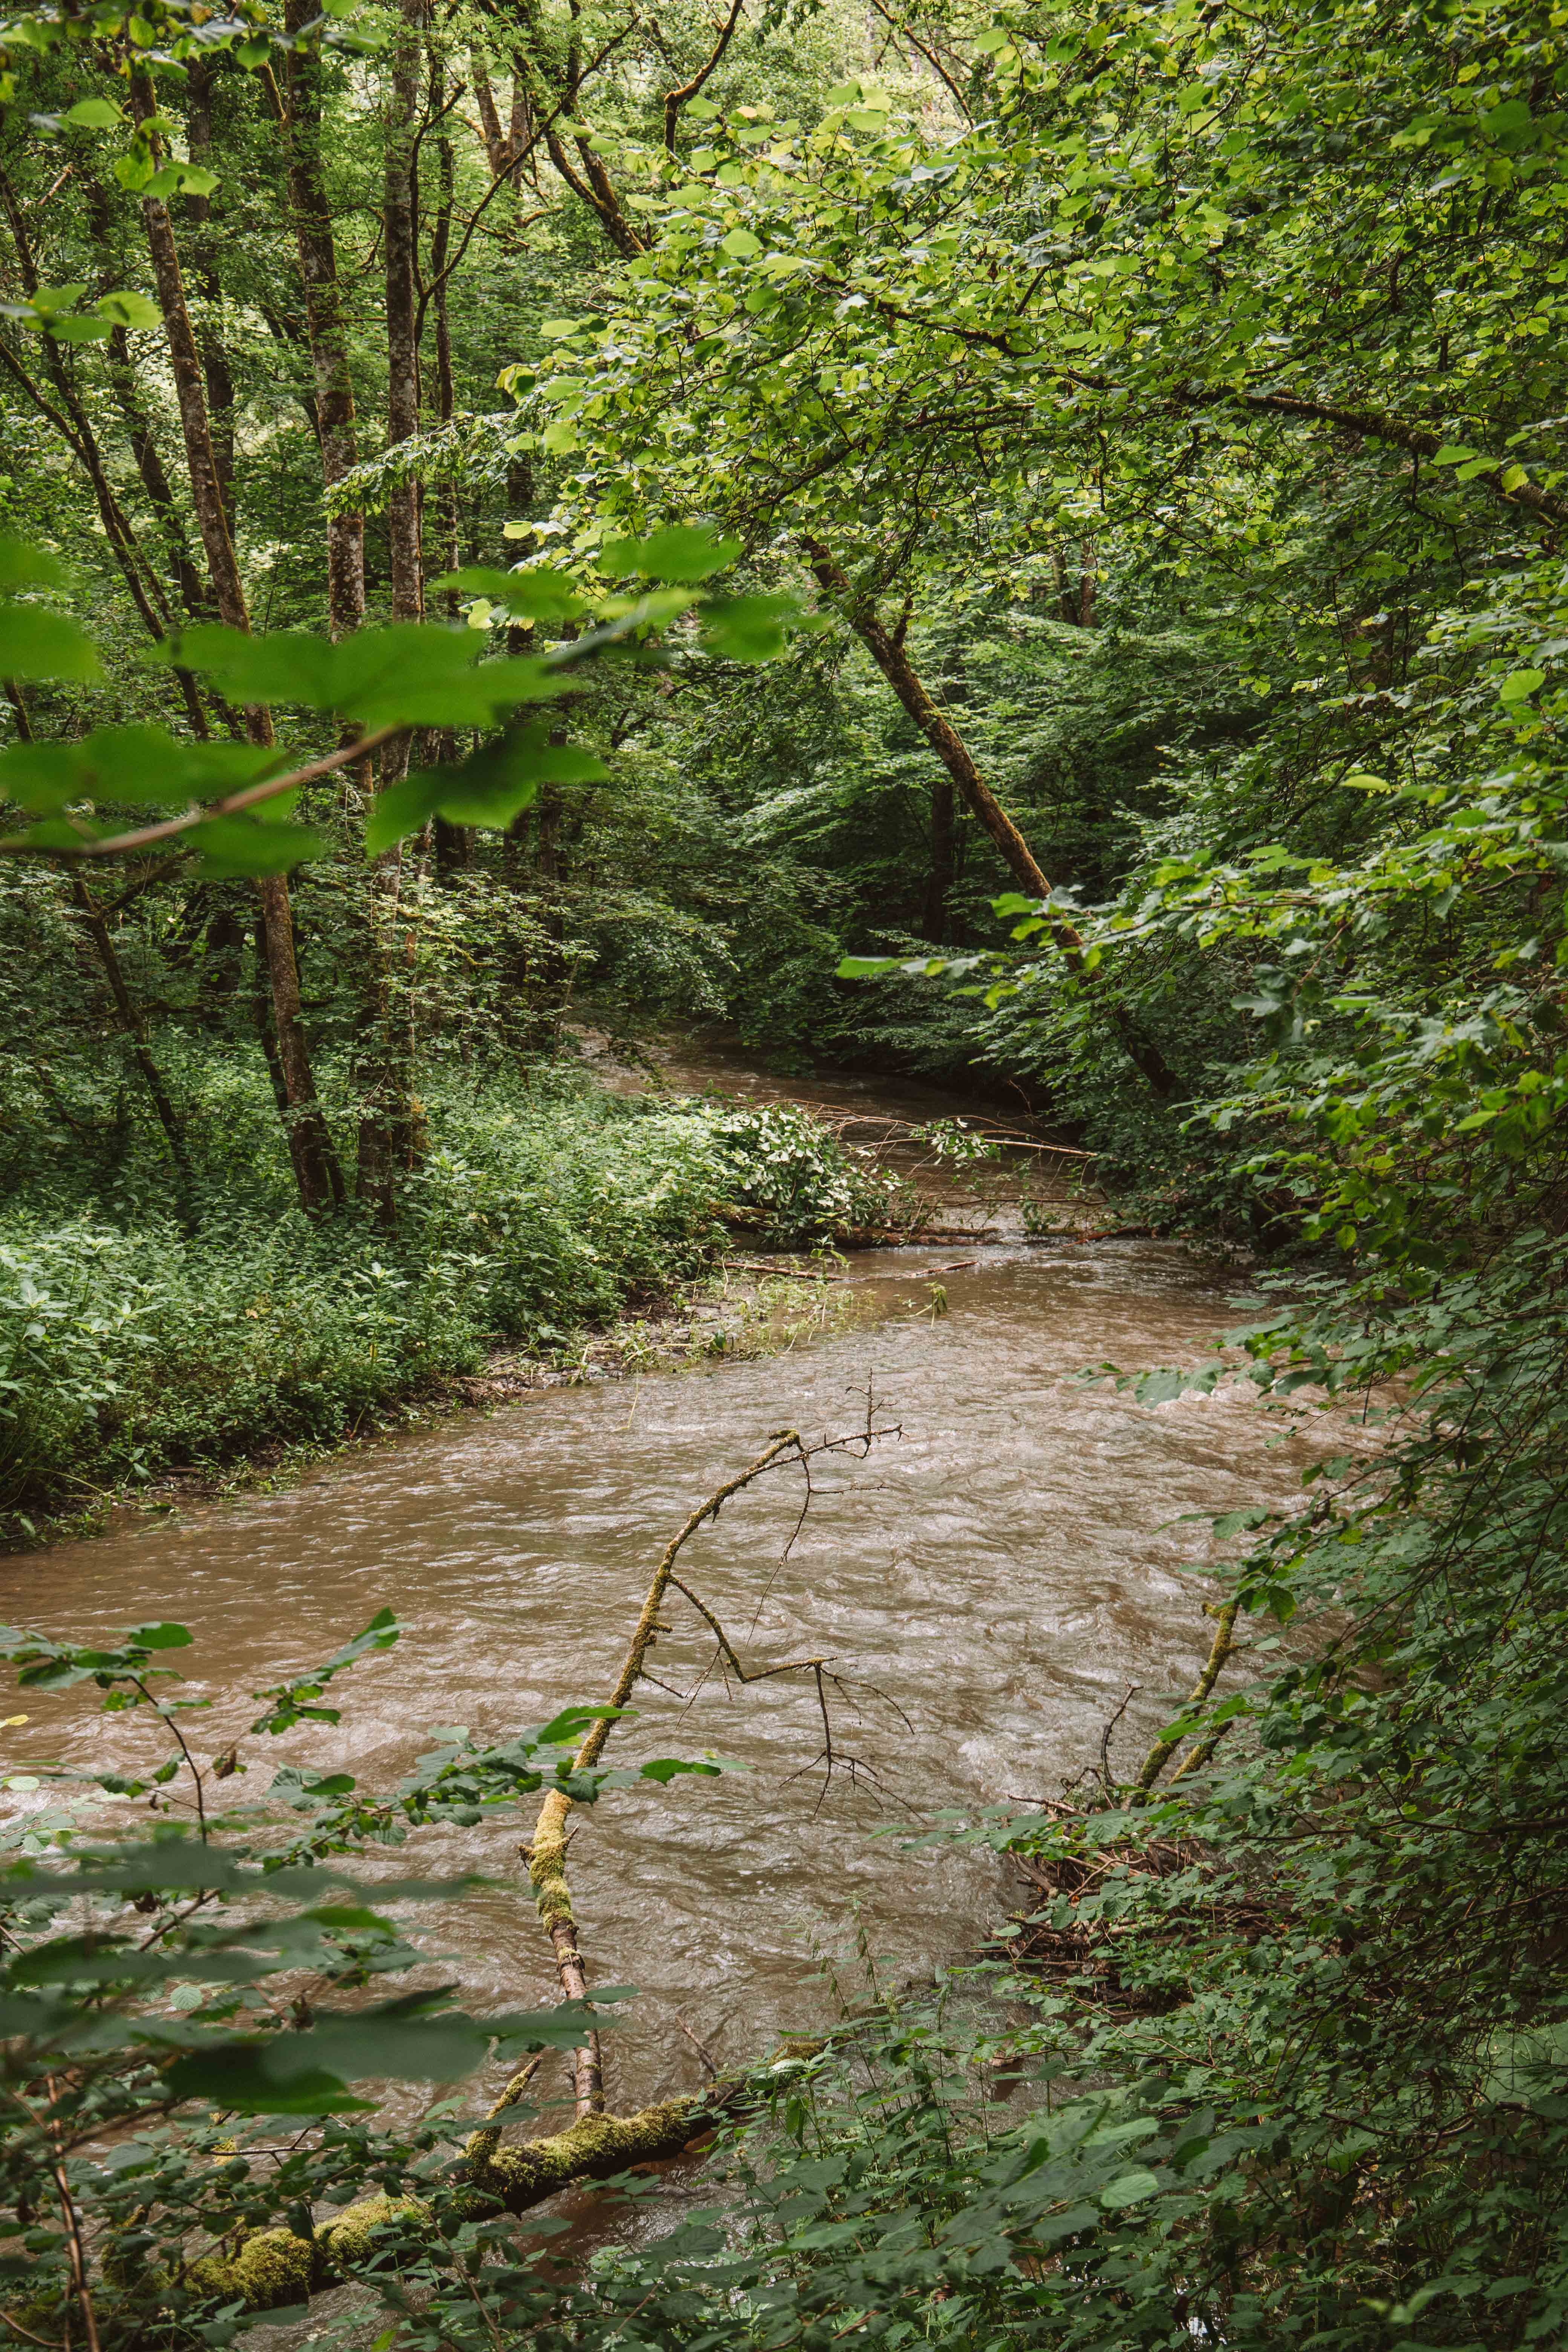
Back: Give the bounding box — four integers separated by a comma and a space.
3, 0, 1568, 2348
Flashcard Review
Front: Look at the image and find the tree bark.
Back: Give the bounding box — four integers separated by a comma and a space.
284, 0, 365, 643
257, 880, 346, 1212
104, 324, 210, 620
356, 0, 425, 1225
1132, 1600, 1239, 1797
129, 77, 250, 646
524, 1431, 804, 2120
130, 72, 346, 1212
803, 539, 1175, 1099
922, 773, 955, 945
252, 915, 292, 1122
184, 58, 237, 531
383, 0, 424, 637
0, 162, 199, 708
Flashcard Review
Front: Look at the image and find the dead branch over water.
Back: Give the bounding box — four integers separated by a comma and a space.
466, 1406, 900, 2212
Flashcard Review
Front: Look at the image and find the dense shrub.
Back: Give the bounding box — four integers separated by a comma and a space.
709, 1102, 904, 1246
0, 1063, 897, 1525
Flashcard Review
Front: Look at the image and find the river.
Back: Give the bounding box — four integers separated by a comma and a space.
2, 1040, 1324, 2216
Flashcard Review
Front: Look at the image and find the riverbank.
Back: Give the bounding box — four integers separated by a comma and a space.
2, 1036, 1102, 1550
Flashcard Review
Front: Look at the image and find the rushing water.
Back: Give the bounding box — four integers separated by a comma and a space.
2, 1049, 1322, 2168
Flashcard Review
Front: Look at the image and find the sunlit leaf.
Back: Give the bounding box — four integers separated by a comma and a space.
600, 524, 742, 582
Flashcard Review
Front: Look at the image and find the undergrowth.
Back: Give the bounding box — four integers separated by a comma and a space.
0, 1062, 892, 1532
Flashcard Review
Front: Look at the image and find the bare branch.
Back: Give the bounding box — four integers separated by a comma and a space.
664, 0, 747, 151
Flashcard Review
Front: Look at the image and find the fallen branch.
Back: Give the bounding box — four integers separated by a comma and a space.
1130, 1599, 1240, 1798
467, 1411, 899, 2217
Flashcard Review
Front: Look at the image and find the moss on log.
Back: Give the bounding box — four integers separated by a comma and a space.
465, 2095, 710, 2212
184, 2194, 430, 2311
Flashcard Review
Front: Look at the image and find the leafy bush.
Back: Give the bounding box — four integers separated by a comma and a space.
0, 1069, 893, 1524
708, 1102, 903, 1247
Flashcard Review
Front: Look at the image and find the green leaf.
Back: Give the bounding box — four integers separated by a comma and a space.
700, 592, 799, 662
428, 566, 587, 620
144, 162, 220, 201
600, 524, 742, 582
720, 228, 762, 259
190, 815, 326, 878
165, 1995, 600, 2115
1499, 670, 1546, 703
164, 624, 339, 706
1101, 2168, 1162, 2208
0, 726, 275, 816
0, 538, 66, 592
95, 289, 162, 331
167, 623, 563, 728
44, 314, 113, 343
63, 97, 124, 127
363, 772, 446, 859
432, 728, 608, 832
0, 604, 101, 684
123, 1623, 191, 1651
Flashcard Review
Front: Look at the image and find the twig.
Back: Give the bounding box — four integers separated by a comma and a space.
4, 724, 406, 861
674, 2015, 720, 2079
0, 2314, 66, 2349
40, 2083, 101, 2352
522, 1418, 901, 2113
1098, 1684, 1140, 1800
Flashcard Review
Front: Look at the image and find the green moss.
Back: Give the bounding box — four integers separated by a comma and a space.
534, 1874, 576, 1930
469, 2098, 703, 2215
318, 2193, 429, 2274
188, 2226, 315, 2310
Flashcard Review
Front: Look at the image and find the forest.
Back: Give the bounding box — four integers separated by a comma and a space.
1, 0, 1566, 2345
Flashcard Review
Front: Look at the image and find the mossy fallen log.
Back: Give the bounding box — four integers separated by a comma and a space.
184, 2192, 429, 2310
181, 2103, 721, 2311
464, 2094, 712, 2211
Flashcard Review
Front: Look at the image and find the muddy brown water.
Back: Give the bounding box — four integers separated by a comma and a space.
2, 1047, 1324, 2200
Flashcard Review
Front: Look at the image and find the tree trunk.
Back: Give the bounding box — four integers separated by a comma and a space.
357, 0, 425, 1225
129, 77, 248, 645
802, 539, 1175, 1099
0, 161, 205, 725
130, 71, 345, 1210
383, 0, 424, 639
200, 905, 247, 1031
1079, 538, 1097, 628
922, 774, 955, 945
523, 1430, 805, 2119
104, 325, 210, 620
183, 59, 237, 532
283, 0, 365, 643
257, 880, 346, 1213
252, 916, 292, 1123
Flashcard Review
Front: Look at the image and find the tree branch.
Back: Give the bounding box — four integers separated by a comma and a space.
663, 0, 746, 150
2, 724, 407, 862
